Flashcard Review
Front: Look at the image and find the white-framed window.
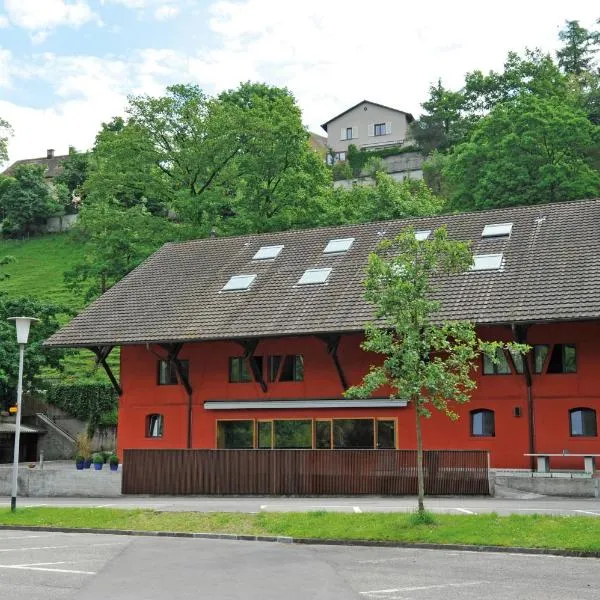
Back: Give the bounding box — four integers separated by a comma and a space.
346, 127, 353, 140
374, 122, 386, 136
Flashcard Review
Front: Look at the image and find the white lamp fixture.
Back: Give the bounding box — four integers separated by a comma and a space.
7, 316, 39, 512
9, 317, 39, 345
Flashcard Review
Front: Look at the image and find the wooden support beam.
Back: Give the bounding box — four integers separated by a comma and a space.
317, 334, 349, 391
88, 346, 122, 396
235, 339, 268, 393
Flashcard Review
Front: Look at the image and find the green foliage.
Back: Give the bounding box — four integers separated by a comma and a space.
0, 118, 12, 165
0, 295, 68, 406
345, 227, 526, 510
0, 165, 63, 235
444, 94, 600, 210
92, 453, 104, 465
407, 510, 437, 526
109, 453, 119, 466
331, 160, 352, 181
324, 173, 444, 226
74, 455, 84, 464
347, 144, 420, 178
557, 20, 599, 75
46, 382, 117, 435
54, 147, 89, 205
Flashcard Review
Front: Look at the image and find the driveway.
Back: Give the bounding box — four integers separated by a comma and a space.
0, 530, 598, 599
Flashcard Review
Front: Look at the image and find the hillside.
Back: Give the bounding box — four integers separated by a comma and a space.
0, 233, 116, 380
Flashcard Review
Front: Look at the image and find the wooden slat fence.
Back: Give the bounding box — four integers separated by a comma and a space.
122, 449, 490, 496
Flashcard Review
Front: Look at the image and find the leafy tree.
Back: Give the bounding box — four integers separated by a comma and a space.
65, 199, 197, 300
0, 164, 62, 235
0, 295, 67, 409
557, 20, 599, 75
0, 118, 12, 165
444, 95, 600, 210
346, 227, 525, 512
323, 173, 444, 226
54, 147, 90, 205
410, 79, 470, 153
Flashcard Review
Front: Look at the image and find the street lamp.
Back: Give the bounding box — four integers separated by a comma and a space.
8, 317, 39, 512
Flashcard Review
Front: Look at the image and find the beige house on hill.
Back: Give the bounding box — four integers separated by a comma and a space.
321, 100, 414, 162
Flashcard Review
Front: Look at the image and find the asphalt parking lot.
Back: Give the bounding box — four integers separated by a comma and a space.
0, 530, 598, 600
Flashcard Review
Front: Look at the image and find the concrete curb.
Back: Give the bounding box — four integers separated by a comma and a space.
0, 525, 599, 559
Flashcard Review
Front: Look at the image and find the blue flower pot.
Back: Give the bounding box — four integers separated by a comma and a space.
75, 462, 84, 470
94, 463, 103, 471
83, 459, 92, 469
110, 463, 119, 472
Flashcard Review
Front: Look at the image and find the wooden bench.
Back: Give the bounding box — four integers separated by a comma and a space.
524, 453, 600, 474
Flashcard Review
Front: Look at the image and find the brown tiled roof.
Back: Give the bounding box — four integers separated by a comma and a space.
2, 154, 68, 179
45, 198, 600, 348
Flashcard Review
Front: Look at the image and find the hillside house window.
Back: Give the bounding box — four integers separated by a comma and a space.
146, 414, 164, 438
229, 356, 263, 383
335, 151, 346, 162
157, 360, 189, 385
471, 409, 495, 437
269, 355, 304, 382
345, 127, 353, 140
374, 122, 386, 136
569, 408, 597, 437
217, 420, 253, 448
482, 348, 511, 375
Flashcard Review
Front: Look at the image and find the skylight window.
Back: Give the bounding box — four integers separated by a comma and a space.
298, 268, 332, 285
324, 238, 354, 254
222, 274, 257, 291
471, 254, 504, 271
415, 230, 431, 241
482, 223, 513, 238
253, 245, 284, 260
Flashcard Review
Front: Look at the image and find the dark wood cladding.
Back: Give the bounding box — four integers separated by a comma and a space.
122, 449, 490, 496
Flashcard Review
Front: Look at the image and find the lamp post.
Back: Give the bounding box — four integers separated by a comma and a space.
8, 317, 39, 512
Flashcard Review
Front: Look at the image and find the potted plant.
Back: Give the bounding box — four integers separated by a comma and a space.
83, 456, 92, 469
75, 455, 85, 470
92, 453, 104, 471
75, 433, 93, 469
109, 453, 119, 471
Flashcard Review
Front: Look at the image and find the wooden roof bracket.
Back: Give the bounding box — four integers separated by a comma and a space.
235, 339, 268, 393
512, 323, 535, 470
88, 345, 122, 396
317, 334, 349, 391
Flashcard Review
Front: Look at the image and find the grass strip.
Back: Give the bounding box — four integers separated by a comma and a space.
0, 508, 599, 552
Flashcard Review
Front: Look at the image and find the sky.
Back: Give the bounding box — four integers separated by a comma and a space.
0, 0, 598, 164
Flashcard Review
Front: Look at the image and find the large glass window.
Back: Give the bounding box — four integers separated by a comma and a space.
217, 421, 253, 448
315, 420, 332, 449
333, 419, 374, 449
146, 414, 164, 438
268, 355, 304, 382
345, 127, 353, 140
569, 408, 597, 437
533, 345, 549, 374
157, 360, 189, 385
377, 420, 396, 449
482, 348, 511, 375
547, 344, 577, 373
471, 409, 495, 437
374, 122, 386, 136
274, 420, 312, 449
229, 356, 263, 383
257, 421, 273, 449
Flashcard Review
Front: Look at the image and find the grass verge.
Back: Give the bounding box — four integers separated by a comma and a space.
0, 508, 599, 552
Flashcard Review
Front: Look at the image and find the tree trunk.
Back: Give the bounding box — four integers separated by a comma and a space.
415, 399, 425, 513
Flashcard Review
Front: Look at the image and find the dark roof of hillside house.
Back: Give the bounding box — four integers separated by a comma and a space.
2, 150, 67, 179
45, 198, 600, 348
321, 100, 415, 132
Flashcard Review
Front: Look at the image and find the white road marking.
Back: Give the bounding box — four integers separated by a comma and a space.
573, 510, 600, 516
360, 581, 487, 595
0, 563, 95, 574
0, 535, 47, 540
454, 508, 476, 514
0, 542, 127, 552
353, 506, 362, 513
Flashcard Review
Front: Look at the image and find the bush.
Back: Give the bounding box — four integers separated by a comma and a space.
46, 382, 117, 434
92, 453, 104, 465
109, 453, 119, 466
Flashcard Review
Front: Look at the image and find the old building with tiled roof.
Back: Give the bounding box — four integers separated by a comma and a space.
2, 149, 68, 180
46, 198, 600, 481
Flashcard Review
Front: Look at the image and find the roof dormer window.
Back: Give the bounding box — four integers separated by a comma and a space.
253, 245, 284, 260
297, 268, 332, 285
222, 274, 257, 291
482, 223, 513, 238
471, 254, 504, 271
324, 238, 354, 254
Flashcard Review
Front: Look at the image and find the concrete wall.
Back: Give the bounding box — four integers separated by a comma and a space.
326, 102, 410, 153
0, 463, 122, 497
333, 169, 423, 188
43, 213, 78, 233
495, 474, 600, 498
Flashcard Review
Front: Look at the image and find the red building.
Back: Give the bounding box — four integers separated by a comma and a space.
46, 199, 600, 470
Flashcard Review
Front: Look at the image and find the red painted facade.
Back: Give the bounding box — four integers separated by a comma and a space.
116, 321, 600, 469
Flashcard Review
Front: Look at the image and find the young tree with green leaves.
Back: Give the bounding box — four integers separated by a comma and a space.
346, 227, 526, 512
0, 117, 12, 165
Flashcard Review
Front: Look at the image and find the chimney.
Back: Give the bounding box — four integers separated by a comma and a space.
47, 149, 55, 159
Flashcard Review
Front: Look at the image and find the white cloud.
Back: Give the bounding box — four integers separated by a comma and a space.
4, 0, 97, 31
0, 14, 9, 28
154, 5, 180, 21
0, 48, 12, 87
